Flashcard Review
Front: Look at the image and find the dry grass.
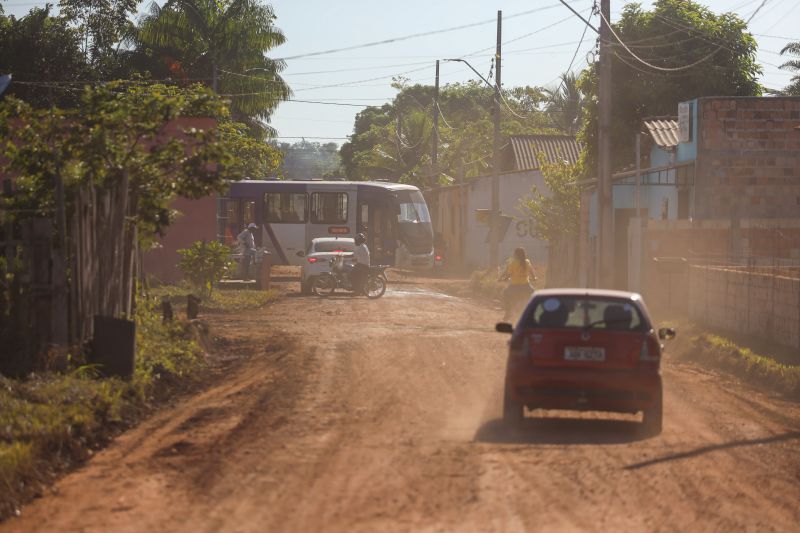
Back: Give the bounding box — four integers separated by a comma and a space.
672, 323, 800, 400
0, 286, 280, 519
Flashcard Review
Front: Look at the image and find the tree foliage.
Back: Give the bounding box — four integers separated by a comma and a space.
279, 140, 341, 180
577, 0, 761, 175
778, 41, 800, 96
340, 80, 557, 188
0, 7, 89, 107
518, 156, 580, 244
58, 0, 138, 76
543, 72, 585, 135
177, 240, 232, 296
0, 82, 280, 237
135, 0, 290, 135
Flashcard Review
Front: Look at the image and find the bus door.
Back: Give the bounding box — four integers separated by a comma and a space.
358, 197, 396, 266
217, 197, 258, 248
261, 186, 308, 265
306, 184, 357, 244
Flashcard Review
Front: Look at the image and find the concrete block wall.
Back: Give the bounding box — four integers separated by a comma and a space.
695, 97, 800, 219
688, 265, 800, 349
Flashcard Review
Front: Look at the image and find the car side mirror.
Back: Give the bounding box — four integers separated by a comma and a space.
658, 327, 676, 341
495, 322, 513, 334
296, 251, 306, 257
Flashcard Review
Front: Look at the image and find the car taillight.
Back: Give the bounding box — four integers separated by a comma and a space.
333, 249, 344, 253
640, 336, 661, 362
307, 257, 317, 263
435, 255, 442, 261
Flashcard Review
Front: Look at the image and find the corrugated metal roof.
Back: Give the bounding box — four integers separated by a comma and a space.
643, 117, 679, 148
509, 135, 581, 171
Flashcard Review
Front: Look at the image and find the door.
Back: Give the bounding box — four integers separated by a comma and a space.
262, 191, 308, 265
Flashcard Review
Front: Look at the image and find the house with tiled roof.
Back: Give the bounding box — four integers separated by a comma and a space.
423, 134, 580, 270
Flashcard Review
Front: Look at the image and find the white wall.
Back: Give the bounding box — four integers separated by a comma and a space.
463, 170, 550, 269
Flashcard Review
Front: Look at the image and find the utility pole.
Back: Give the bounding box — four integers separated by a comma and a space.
432, 60, 440, 186
490, 10, 502, 268
597, 0, 613, 287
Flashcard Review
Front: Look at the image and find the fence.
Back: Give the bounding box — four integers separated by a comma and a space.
687, 262, 800, 350
0, 210, 56, 374
1, 174, 139, 376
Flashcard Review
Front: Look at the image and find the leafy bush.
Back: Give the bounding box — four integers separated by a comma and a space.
0, 295, 205, 518
177, 241, 232, 297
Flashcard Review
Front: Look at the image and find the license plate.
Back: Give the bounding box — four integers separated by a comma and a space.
564, 346, 606, 361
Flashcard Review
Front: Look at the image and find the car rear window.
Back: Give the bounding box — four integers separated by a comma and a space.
523, 296, 649, 332
313, 241, 354, 253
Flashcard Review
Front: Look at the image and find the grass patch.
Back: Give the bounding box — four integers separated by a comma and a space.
0, 296, 208, 519
150, 283, 279, 314
680, 329, 800, 400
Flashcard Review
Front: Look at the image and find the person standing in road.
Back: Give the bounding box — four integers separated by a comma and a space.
237, 223, 258, 279
351, 232, 370, 295
500, 247, 536, 320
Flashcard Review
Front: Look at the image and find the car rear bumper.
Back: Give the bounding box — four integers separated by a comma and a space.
506, 366, 661, 413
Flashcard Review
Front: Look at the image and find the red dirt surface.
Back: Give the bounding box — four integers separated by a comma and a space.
4, 278, 799, 532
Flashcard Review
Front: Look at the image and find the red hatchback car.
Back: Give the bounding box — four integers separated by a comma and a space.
496, 289, 675, 435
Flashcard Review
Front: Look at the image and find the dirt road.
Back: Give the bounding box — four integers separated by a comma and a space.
5, 281, 800, 532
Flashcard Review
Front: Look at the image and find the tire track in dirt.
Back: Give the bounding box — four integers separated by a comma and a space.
4, 283, 799, 532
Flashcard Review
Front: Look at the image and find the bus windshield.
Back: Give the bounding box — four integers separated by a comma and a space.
397, 191, 431, 224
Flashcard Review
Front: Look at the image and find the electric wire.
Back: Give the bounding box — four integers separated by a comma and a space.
277, 2, 580, 61
599, 10, 723, 72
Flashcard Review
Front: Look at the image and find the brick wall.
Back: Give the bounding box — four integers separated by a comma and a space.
688, 265, 800, 349
695, 97, 800, 219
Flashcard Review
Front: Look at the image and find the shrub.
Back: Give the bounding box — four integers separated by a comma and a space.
177, 241, 232, 297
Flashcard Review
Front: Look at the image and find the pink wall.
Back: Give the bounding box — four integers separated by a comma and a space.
143, 195, 218, 284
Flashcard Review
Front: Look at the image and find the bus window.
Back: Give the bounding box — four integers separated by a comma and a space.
264, 192, 307, 223
243, 200, 256, 226
397, 190, 431, 224
311, 192, 348, 224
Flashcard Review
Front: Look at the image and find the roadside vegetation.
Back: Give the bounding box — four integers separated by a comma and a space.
674, 324, 800, 400
0, 296, 204, 518
0, 286, 278, 519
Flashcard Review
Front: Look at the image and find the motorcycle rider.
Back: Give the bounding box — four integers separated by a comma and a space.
351, 232, 370, 295
499, 247, 536, 320
237, 223, 258, 279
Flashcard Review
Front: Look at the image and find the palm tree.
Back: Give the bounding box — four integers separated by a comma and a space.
543, 72, 584, 136
779, 41, 800, 96
135, 0, 290, 135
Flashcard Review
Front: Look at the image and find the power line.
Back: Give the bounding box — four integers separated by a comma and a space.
276, 2, 580, 61
746, 0, 771, 23
599, 10, 723, 72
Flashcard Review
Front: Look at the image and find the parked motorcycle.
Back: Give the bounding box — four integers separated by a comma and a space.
313, 256, 388, 298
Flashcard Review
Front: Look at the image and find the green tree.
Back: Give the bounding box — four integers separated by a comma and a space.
518, 156, 580, 244
279, 140, 341, 180
543, 72, 585, 135
177, 240, 232, 296
340, 81, 555, 188
135, 0, 290, 135
778, 41, 800, 96
58, 0, 137, 76
0, 82, 282, 319
519, 155, 581, 287
0, 6, 89, 107
578, 0, 761, 174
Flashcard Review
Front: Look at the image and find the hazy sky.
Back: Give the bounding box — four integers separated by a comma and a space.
266, 0, 797, 142
3, 0, 798, 142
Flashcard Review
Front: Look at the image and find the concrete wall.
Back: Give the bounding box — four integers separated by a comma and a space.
427, 170, 549, 270
695, 96, 800, 219
688, 265, 800, 349
143, 195, 218, 283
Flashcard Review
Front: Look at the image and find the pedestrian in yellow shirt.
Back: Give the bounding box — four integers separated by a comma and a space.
499, 247, 536, 320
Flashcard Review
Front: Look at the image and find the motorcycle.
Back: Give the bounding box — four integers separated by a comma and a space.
313, 256, 388, 298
